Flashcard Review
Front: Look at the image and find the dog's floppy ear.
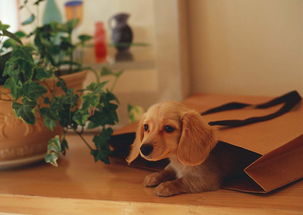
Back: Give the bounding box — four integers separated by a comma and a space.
126, 114, 145, 164
177, 111, 217, 166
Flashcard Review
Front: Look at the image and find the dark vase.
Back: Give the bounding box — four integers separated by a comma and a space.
109, 13, 133, 52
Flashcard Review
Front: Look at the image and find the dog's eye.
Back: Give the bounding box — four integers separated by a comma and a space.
143, 124, 149, 131
164, 125, 175, 133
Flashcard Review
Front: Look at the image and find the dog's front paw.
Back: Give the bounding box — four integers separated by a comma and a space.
155, 181, 179, 197
144, 172, 162, 187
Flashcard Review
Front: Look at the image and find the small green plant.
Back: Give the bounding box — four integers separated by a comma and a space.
127, 104, 144, 123
0, 1, 123, 166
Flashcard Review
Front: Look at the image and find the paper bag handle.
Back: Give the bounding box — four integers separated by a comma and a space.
202, 90, 301, 128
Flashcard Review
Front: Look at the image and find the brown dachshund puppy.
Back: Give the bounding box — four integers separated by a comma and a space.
126, 102, 252, 197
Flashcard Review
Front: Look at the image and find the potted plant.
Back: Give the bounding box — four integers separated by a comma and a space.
0, 2, 123, 168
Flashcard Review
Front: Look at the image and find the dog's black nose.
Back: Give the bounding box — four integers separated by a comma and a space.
140, 144, 153, 156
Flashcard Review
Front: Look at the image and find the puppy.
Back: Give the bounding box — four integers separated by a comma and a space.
126, 102, 250, 197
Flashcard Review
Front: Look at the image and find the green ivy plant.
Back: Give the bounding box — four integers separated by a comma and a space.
0, 1, 123, 166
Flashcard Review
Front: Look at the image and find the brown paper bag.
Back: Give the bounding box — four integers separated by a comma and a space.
109, 91, 303, 193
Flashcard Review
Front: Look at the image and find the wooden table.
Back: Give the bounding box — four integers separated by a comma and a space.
0, 94, 303, 215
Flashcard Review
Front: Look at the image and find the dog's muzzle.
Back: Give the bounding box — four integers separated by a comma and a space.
140, 144, 153, 156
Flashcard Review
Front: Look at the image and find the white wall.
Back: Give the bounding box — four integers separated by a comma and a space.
17, 0, 188, 125
188, 0, 303, 96
19, 0, 156, 55
0, 0, 18, 32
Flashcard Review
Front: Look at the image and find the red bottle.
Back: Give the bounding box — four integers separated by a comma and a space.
94, 22, 107, 63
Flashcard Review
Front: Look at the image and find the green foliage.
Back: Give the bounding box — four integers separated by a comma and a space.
0, 0, 124, 167
2, 31, 27, 50
91, 128, 113, 164
22, 82, 47, 100
12, 99, 36, 124
0, 21, 23, 45
128, 104, 144, 123
100, 66, 123, 78
44, 135, 63, 167
33, 21, 81, 73
0, 52, 11, 85
78, 34, 93, 46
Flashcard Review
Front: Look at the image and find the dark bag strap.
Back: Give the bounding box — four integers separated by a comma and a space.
202, 91, 301, 128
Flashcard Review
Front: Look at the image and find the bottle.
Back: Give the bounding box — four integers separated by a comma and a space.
42, 0, 62, 24
64, 0, 84, 25
94, 22, 107, 63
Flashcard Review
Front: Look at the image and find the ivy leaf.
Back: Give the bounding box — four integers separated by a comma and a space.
100, 67, 124, 78
93, 129, 112, 150
88, 103, 118, 128
22, 14, 35, 26
56, 79, 68, 92
35, 67, 52, 80
61, 138, 69, 155
0, 21, 9, 31
82, 93, 99, 110
44, 116, 56, 130
50, 91, 79, 128
40, 108, 56, 130
22, 82, 47, 100
47, 135, 61, 153
66, 19, 79, 33
44, 135, 63, 167
91, 128, 113, 164
14, 31, 27, 38
72, 110, 89, 126
128, 104, 144, 122
12, 100, 36, 124
3, 46, 34, 80
85, 81, 108, 93
78, 34, 92, 43
4, 78, 22, 99
102, 90, 119, 104
100, 67, 113, 76
2, 31, 26, 49
2, 29, 23, 45
44, 152, 59, 167
114, 70, 124, 78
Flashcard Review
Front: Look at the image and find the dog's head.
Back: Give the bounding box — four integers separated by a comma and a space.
126, 102, 217, 166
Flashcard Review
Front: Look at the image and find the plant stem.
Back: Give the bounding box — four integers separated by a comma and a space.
74, 129, 93, 151
93, 69, 100, 83
69, 32, 73, 73
111, 76, 118, 91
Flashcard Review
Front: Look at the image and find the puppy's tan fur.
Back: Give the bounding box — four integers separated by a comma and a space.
127, 102, 241, 197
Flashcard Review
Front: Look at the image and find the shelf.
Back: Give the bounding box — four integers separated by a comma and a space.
85, 46, 156, 71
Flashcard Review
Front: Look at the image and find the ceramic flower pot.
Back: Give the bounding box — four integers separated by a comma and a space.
0, 71, 87, 169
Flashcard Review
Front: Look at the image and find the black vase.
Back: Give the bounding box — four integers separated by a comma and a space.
109, 13, 133, 52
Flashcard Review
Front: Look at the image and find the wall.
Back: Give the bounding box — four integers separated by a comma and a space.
19, 0, 155, 45
188, 0, 303, 96
0, 0, 18, 32
18, 0, 188, 125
